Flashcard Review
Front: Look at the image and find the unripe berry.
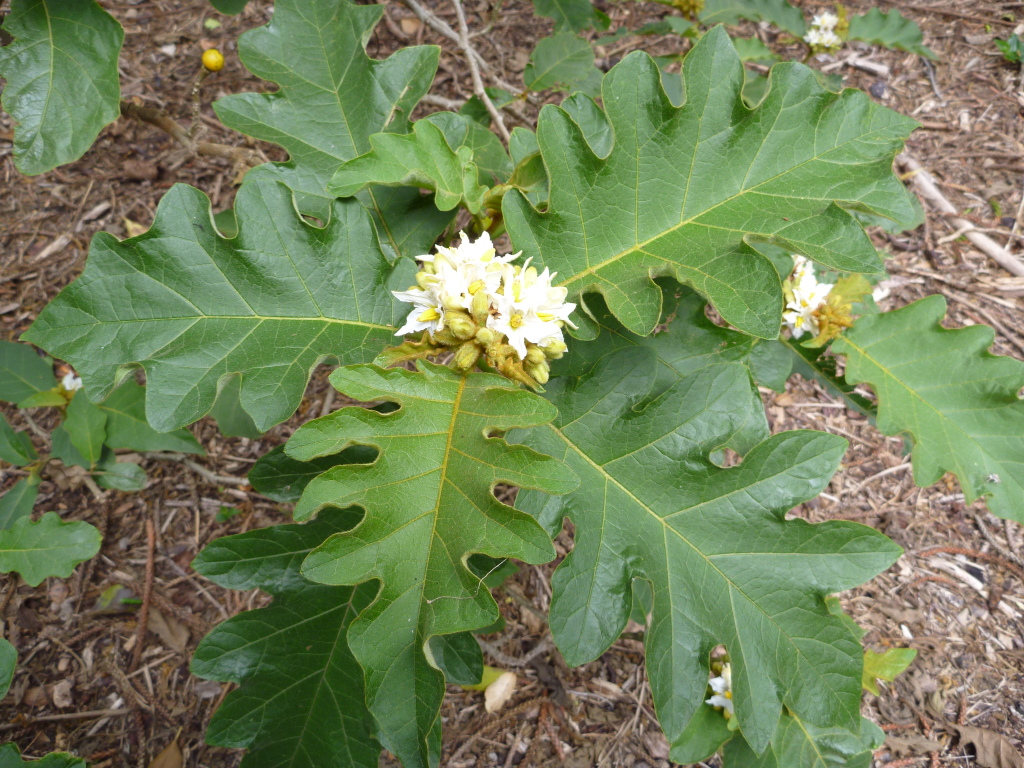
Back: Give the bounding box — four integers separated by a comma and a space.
202, 48, 225, 72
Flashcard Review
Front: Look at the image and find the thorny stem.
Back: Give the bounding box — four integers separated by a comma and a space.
449, 0, 511, 143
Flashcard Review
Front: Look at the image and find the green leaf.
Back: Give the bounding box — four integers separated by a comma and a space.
93, 457, 147, 492
833, 296, 1024, 523
515, 347, 901, 752
784, 340, 875, 419
503, 27, 919, 338
670, 703, 734, 763
192, 510, 380, 768
208, 0, 250, 13
0, 512, 102, 587
560, 93, 613, 159
997, 34, 1024, 63
100, 381, 203, 453
862, 648, 916, 695
0, 743, 86, 768
16, 389, 67, 408
0, 638, 14, 698
524, 32, 603, 95
24, 179, 417, 433
0, 416, 37, 467
50, 426, 89, 469
848, 9, 938, 60
329, 118, 492, 214
428, 633, 483, 686
209, 378, 262, 439
0, 476, 41, 531
289, 362, 577, 768
0, 341, 53, 406
532, 0, 608, 33
213, 0, 450, 256
426, 112, 513, 188
249, 444, 378, 503
459, 88, 516, 127
0, 0, 123, 174
63, 393, 106, 469
721, 712, 884, 768
699, 0, 806, 36
733, 36, 782, 65
637, 18, 698, 37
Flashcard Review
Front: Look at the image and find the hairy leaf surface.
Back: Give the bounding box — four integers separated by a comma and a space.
213, 0, 450, 254
24, 179, 415, 432
516, 347, 901, 752
192, 510, 380, 768
0, 512, 101, 586
833, 295, 1024, 523
503, 27, 919, 338
288, 362, 577, 768
0, 0, 123, 174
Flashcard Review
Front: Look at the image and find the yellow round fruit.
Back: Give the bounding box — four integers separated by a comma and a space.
202, 48, 225, 72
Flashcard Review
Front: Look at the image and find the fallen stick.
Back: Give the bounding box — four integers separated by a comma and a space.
897, 153, 1024, 277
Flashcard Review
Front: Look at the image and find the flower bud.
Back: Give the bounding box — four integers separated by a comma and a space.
420, 261, 436, 275
542, 340, 567, 359
525, 346, 546, 365
525, 360, 550, 385
471, 290, 490, 324
446, 311, 477, 340
443, 293, 465, 312
416, 271, 437, 290
453, 341, 482, 371
476, 327, 498, 345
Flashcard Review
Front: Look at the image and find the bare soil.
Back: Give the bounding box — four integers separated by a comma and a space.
1, 0, 1023, 766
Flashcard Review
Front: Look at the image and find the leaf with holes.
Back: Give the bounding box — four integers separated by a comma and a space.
833, 295, 1024, 523
192, 509, 380, 768
0, 512, 102, 587
24, 179, 416, 433
0, 0, 123, 174
514, 346, 901, 753
503, 27, 919, 339
286, 362, 577, 768
214, 0, 450, 255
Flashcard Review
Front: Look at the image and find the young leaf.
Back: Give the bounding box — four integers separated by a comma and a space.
425, 112, 513, 188
997, 34, 1024, 63
515, 347, 901, 752
699, 0, 807, 36
0, 0, 123, 174
862, 648, 916, 695
524, 32, 603, 95
0, 512, 102, 587
721, 712, 884, 768
208, 377, 262, 439
0, 416, 37, 467
0, 476, 41, 531
192, 510, 381, 768
503, 27, 919, 339
93, 456, 147, 492
329, 118, 492, 213
63, 393, 106, 469
99, 381, 203, 454
249, 445, 378, 503
848, 9, 938, 60
0, 743, 85, 768
0, 638, 14, 698
532, 0, 608, 33
288, 362, 578, 768
0, 341, 53, 405
24, 180, 416, 433
833, 296, 1024, 523
213, 0, 450, 255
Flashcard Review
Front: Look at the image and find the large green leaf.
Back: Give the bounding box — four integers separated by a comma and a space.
192, 510, 380, 768
699, 0, 806, 36
213, 0, 450, 255
0, 512, 102, 587
833, 295, 1024, 523
287, 362, 578, 768
0, 476, 41, 531
0, 0, 123, 175
532, 0, 608, 33
0, 744, 86, 768
0, 341, 53, 406
63, 392, 106, 469
524, 32, 603, 96
503, 27, 919, 339
249, 444, 378, 503
209, 378, 262, 439
515, 347, 901, 753
24, 179, 415, 433
0, 416, 37, 468
722, 712, 884, 768
99, 381, 203, 453
848, 9, 937, 60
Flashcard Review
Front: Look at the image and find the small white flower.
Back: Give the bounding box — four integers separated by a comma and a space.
61, 372, 83, 391
811, 11, 839, 29
706, 663, 734, 717
393, 283, 447, 336
783, 256, 833, 339
489, 291, 560, 360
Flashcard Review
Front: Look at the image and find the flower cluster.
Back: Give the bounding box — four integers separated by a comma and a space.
783, 255, 834, 340
392, 232, 575, 387
706, 662, 734, 718
804, 10, 843, 52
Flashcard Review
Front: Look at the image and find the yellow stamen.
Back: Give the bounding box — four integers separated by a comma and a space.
418, 307, 441, 322
724, 691, 732, 699
509, 313, 523, 329
536, 312, 554, 322
512, 283, 522, 301
468, 279, 484, 295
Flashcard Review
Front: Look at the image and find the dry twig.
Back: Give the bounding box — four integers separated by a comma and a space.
449, 0, 510, 143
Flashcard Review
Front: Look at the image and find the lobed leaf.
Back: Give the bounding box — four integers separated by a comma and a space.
848, 9, 937, 60
699, 0, 807, 36
0, 0, 123, 174
0, 512, 102, 587
524, 32, 603, 95
721, 712, 884, 768
99, 381, 204, 453
833, 295, 1024, 523
288, 362, 577, 768
503, 27, 919, 339
532, 0, 608, 33
213, 0, 450, 255
24, 179, 416, 433
516, 346, 901, 752
192, 510, 380, 768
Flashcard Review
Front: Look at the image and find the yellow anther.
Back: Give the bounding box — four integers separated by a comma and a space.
418, 307, 440, 322
468, 279, 485, 295
536, 312, 554, 322
512, 283, 522, 301
509, 313, 523, 329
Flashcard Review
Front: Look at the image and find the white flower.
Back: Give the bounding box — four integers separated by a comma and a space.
804, 19, 842, 50
783, 256, 834, 339
489, 290, 561, 360
61, 372, 83, 391
811, 11, 839, 29
393, 282, 447, 336
518, 266, 578, 328
706, 663, 734, 717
